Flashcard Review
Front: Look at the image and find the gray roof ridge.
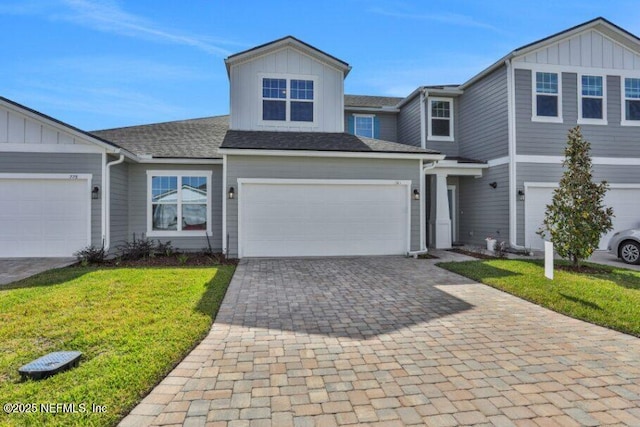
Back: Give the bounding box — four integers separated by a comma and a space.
91, 114, 229, 133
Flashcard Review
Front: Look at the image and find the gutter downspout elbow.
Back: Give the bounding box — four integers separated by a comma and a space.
105, 154, 125, 252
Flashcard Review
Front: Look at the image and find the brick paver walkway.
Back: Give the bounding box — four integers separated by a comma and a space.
121, 256, 640, 426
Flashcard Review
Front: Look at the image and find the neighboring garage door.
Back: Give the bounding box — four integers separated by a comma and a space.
0, 174, 91, 257
525, 183, 640, 250
238, 179, 411, 257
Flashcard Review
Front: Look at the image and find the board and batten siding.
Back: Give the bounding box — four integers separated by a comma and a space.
515, 70, 640, 157
516, 163, 640, 246
229, 47, 344, 132
457, 164, 509, 246
458, 66, 509, 160
109, 161, 129, 250
513, 29, 640, 70
343, 111, 398, 142
0, 104, 95, 147
0, 152, 103, 248
126, 164, 223, 251
397, 95, 421, 147
225, 155, 422, 257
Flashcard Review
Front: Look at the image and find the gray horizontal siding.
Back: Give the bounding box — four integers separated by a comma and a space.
458, 66, 509, 160
125, 163, 223, 252
516, 70, 640, 158
343, 111, 398, 142
109, 160, 129, 250
458, 164, 510, 246
0, 152, 103, 248
516, 162, 640, 245
226, 155, 421, 257
397, 96, 421, 147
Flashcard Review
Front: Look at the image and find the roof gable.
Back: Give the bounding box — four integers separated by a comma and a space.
225, 36, 351, 77
0, 96, 120, 153
512, 18, 640, 69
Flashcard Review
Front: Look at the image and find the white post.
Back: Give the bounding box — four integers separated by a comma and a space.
544, 241, 554, 280
434, 172, 452, 249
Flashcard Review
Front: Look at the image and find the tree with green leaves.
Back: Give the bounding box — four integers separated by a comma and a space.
538, 126, 613, 268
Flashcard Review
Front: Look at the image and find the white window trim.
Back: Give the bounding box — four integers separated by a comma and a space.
532, 70, 563, 123
621, 76, 640, 127
258, 73, 318, 127
353, 113, 375, 138
578, 73, 607, 125
146, 170, 213, 237
427, 97, 454, 142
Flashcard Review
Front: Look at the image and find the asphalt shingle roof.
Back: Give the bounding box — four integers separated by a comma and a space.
221, 130, 437, 154
344, 95, 403, 109
91, 116, 229, 159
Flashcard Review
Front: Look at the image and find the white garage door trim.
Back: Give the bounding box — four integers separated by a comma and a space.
237, 178, 412, 258
0, 173, 92, 257
525, 181, 640, 250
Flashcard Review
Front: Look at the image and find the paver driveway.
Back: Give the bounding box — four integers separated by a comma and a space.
122, 256, 640, 427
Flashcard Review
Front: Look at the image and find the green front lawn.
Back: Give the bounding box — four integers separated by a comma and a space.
438, 259, 640, 337
0, 266, 235, 427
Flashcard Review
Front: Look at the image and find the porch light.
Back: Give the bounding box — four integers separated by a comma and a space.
413, 189, 420, 200
91, 185, 100, 199
518, 189, 525, 201
228, 186, 235, 200
489, 182, 497, 189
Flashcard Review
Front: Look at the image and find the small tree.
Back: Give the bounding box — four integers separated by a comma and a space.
538, 126, 613, 268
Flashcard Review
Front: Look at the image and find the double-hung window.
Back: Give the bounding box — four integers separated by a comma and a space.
354, 115, 374, 138
147, 171, 212, 236
533, 71, 562, 122
428, 97, 454, 141
623, 77, 640, 125
579, 75, 606, 124
262, 76, 315, 123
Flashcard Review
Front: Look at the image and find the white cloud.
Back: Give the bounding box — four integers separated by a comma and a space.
0, 0, 239, 56
369, 6, 504, 33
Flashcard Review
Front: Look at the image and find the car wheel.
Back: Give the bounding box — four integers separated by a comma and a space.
619, 240, 640, 264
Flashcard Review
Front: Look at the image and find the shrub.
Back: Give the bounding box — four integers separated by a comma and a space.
74, 245, 106, 265
117, 234, 156, 261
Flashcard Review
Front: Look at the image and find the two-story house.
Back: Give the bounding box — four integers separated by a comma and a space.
0, 17, 638, 258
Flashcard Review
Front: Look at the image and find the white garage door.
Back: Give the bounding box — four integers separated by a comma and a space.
0, 175, 91, 257
239, 180, 410, 257
525, 184, 640, 250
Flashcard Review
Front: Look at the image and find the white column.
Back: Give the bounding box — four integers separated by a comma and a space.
434, 172, 452, 249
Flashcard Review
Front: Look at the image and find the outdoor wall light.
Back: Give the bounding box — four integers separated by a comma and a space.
413, 189, 420, 200
228, 186, 235, 200
91, 185, 100, 199
489, 181, 497, 189
518, 189, 525, 201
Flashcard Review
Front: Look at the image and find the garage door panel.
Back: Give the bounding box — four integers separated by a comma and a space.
240, 182, 409, 257
526, 185, 640, 251
0, 177, 90, 257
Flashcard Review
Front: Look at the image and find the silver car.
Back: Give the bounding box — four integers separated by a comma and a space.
608, 229, 640, 264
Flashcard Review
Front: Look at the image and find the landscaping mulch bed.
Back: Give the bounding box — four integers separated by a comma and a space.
417, 253, 439, 259
78, 253, 238, 268
447, 248, 497, 260
555, 264, 609, 274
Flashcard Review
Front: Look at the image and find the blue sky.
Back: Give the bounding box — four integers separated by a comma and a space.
1, 0, 639, 130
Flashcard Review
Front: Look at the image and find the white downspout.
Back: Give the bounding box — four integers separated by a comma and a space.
104, 154, 125, 251
506, 58, 524, 250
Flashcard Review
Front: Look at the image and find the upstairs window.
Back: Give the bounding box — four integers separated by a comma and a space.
579, 75, 606, 124
261, 76, 315, 123
428, 97, 454, 141
533, 71, 562, 122
262, 78, 286, 121
623, 77, 640, 125
290, 79, 314, 122
347, 114, 380, 139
